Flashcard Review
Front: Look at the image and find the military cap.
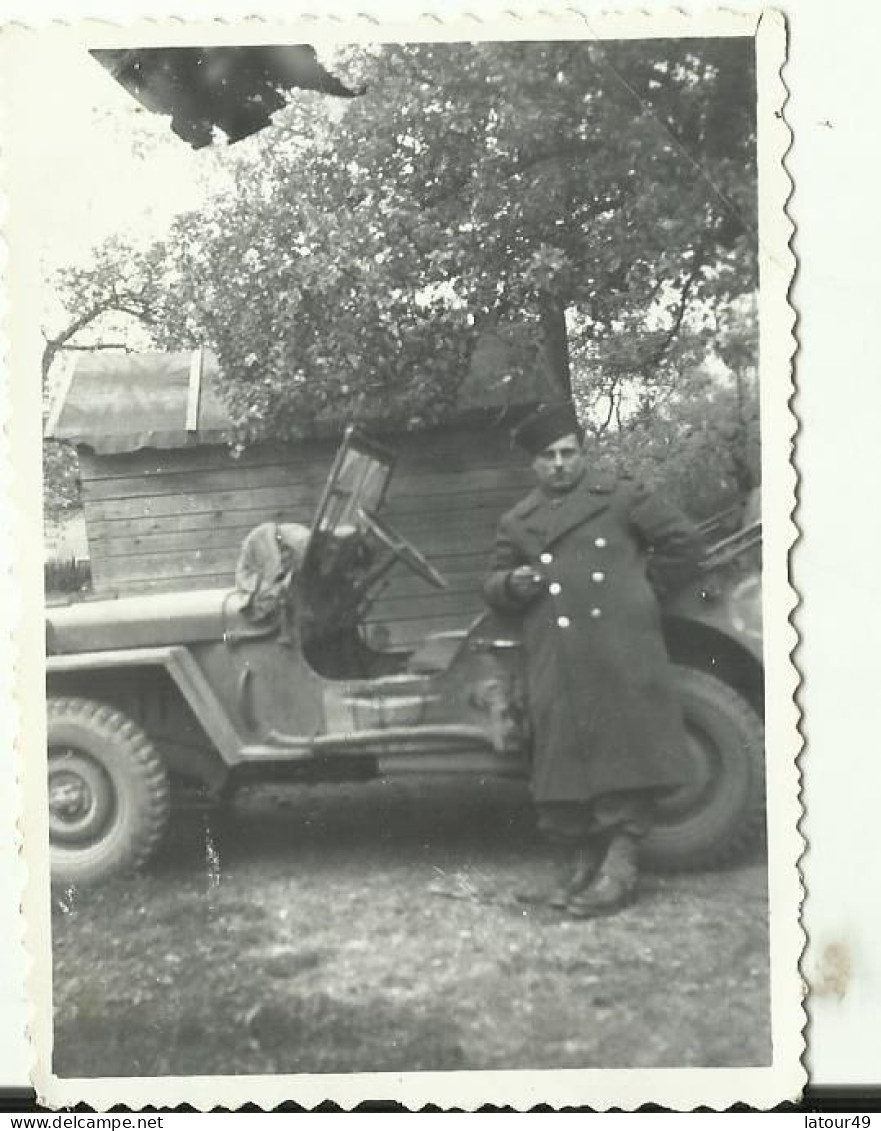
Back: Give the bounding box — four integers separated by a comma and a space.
512, 401, 584, 456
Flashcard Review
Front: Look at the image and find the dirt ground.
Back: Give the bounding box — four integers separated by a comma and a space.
51, 777, 771, 1078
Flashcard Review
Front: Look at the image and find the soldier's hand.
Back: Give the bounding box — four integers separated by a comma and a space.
508, 565, 546, 600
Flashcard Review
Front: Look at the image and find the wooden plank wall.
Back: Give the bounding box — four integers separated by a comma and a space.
79, 430, 534, 649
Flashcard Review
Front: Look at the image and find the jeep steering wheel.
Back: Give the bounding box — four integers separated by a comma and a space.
357, 507, 448, 591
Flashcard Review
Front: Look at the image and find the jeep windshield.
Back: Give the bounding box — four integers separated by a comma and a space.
298, 427, 446, 668
309, 426, 396, 543
306, 425, 447, 594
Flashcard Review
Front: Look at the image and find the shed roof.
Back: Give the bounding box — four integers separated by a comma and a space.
46, 334, 556, 455
46, 349, 231, 456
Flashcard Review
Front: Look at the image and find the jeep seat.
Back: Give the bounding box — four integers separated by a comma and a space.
405, 630, 469, 674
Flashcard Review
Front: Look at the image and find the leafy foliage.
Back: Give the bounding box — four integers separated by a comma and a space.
48, 38, 760, 514
43, 438, 82, 521
43, 238, 167, 378
574, 298, 760, 516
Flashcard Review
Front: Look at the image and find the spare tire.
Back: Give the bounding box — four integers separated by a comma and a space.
47, 697, 170, 886
643, 666, 766, 872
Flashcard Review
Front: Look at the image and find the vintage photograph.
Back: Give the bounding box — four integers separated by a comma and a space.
3, 9, 800, 1108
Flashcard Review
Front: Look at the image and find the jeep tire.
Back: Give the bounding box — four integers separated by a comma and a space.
643, 666, 766, 871
47, 697, 171, 886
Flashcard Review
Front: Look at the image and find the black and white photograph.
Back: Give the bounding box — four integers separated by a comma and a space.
1, 8, 801, 1109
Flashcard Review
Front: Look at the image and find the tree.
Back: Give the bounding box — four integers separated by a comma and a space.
43, 237, 169, 378
52, 37, 759, 462
43, 436, 82, 523
572, 296, 761, 517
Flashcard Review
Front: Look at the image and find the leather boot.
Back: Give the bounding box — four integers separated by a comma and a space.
548, 844, 601, 908
516, 844, 600, 907
566, 833, 640, 919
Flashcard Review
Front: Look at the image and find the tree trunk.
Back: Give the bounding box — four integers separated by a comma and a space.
730, 365, 758, 494
42, 341, 59, 382
538, 295, 573, 401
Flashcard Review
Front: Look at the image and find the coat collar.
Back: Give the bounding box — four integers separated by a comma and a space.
508, 472, 617, 552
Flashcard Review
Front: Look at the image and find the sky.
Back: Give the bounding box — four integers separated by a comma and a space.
27, 39, 353, 279
27, 37, 750, 405
28, 39, 216, 276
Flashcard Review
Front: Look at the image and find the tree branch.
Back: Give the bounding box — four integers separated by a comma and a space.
42, 297, 152, 379
594, 378, 620, 436
644, 257, 703, 369
58, 342, 133, 352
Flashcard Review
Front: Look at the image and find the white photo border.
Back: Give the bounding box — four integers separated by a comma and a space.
0, 4, 803, 1110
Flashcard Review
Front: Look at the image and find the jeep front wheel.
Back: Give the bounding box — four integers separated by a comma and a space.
642, 666, 766, 872
47, 697, 170, 886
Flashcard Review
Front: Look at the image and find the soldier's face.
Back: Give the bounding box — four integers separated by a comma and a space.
532, 433, 587, 494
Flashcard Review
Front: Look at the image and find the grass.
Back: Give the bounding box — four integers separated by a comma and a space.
52, 777, 772, 1077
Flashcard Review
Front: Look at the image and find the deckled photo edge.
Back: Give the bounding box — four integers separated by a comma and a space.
753, 5, 807, 1105
0, 3, 804, 1111
0, 19, 34, 1110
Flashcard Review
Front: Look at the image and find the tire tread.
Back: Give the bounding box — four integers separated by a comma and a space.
644, 666, 766, 872
47, 696, 171, 882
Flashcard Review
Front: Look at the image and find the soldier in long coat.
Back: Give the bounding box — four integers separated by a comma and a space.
484, 402, 704, 917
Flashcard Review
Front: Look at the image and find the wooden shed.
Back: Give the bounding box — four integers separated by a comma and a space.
46, 344, 552, 649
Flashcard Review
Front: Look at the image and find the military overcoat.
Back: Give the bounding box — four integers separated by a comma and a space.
484, 472, 703, 805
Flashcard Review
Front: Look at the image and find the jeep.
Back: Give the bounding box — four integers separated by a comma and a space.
45, 427, 765, 885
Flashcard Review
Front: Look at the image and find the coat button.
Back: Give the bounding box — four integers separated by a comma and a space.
590, 607, 602, 619
594, 537, 607, 548
557, 615, 570, 628
549, 582, 561, 595
540, 552, 553, 565
591, 571, 606, 583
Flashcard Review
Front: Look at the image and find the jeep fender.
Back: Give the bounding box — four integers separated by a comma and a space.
46, 645, 244, 768
662, 616, 764, 716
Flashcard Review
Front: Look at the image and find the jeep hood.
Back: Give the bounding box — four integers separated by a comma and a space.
45, 588, 246, 655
